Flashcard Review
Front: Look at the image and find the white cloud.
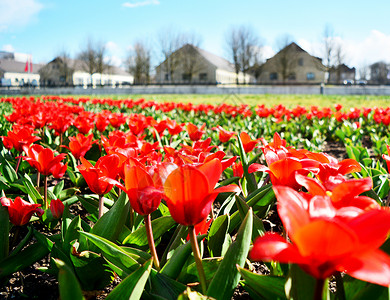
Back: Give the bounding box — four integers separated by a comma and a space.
0, 0, 43, 31
122, 0, 159, 8
2, 44, 15, 52
106, 41, 119, 51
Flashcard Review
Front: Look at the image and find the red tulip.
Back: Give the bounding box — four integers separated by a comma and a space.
187, 123, 206, 141
249, 157, 319, 190
49, 198, 65, 219
78, 154, 120, 195
22, 144, 67, 177
62, 133, 95, 160
240, 132, 258, 153
250, 185, 390, 286
214, 126, 236, 143
382, 145, 390, 172
163, 158, 240, 226
1, 126, 40, 153
1, 196, 44, 226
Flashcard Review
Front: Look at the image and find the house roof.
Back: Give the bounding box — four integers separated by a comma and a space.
0, 59, 43, 74
193, 45, 235, 72
156, 44, 236, 73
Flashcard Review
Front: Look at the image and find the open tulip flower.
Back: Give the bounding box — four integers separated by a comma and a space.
62, 133, 95, 161
163, 158, 240, 226
239, 132, 259, 153
78, 154, 120, 196
249, 157, 319, 190
250, 185, 390, 288
1, 125, 40, 153
78, 154, 120, 218
1, 196, 44, 226
214, 125, 236, 143
187, 122, 206, 141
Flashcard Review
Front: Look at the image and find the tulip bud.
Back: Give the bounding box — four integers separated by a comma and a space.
49, 198, 65, 219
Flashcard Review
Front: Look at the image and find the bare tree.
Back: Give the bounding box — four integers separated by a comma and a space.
156, 28, 185, 83
58, 50, 74, 86
323, 24, 335, 70
333, 41, 345, 84
78, 38, 108, 86
275, 34, 298, 82
225, 25, 262, 84
127, 40, 151, 84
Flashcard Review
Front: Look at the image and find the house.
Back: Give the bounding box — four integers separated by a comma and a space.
256, 42, 326, 84
155, 44, 252, 84
328, 64, 356, 84
39, 57, 134, 88
369, 61, 390, 85
0, 58, 43, 87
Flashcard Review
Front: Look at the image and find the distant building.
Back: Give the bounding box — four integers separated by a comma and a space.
256, 42, 326, 84
155, 44, 252, 84
39, 57, 134, 88
328, 64, 356, 84
369, 61, 390, 85
0, 58, 43, 87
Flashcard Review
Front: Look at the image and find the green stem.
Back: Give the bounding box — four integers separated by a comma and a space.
313, 278, 325, 300
188, 225, 207, 294
44, 175, 48, 210
98, 194, 104, 219
144, 214, 160, 271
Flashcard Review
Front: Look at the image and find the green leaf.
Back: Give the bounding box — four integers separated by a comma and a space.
0, 242, 50, 278
63, 215, 83, 254
123, 216, 176, 249
79, 231, 143, 275
53, 180, 64, 198
177, 257, 222, 285
238, 267, 287, 300
285, 264, 319, 300
343, 275, 388, 300
207, 208, 253, 300
0, 205, 9, 261
22, 174, 43, 204
207, 214, 230, 257
106, 259, 153, 300
90, 192, 130, 248
70, 247, 113, 291
161, 234, 207, 280
54, 259, 85, 300
235, 196, 265, 241
145, 270, 187, 300
1, 159, 17, 183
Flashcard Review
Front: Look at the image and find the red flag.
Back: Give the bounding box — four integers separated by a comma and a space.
24, 60, 28, 72
30, 55, 33, 73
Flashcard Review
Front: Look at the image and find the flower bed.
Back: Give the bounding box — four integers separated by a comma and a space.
1, 96, 390, 299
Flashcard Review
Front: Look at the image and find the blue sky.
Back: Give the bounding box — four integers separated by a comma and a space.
1, 0, 390, 71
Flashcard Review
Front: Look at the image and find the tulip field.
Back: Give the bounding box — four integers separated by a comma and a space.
2, 95, 390, 300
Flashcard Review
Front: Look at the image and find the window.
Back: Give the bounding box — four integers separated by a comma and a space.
288, 73, 296, 80
199, 73, 208, 81
306, 72, 315, 80
164, 73, 169, 81
298, 58, 304, 66
270, 72, 278, 80
182, 73, 191, 81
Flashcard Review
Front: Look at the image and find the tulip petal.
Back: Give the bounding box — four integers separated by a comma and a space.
292, 219, 358, 258
198, 158, 222, 189
250, 233, 305, 264
343, 249, 390, 287
273, 186, 310, 234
